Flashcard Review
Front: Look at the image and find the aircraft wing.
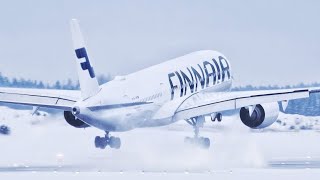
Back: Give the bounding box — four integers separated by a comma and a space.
172, 88, 319, 120
0, 87, 80, 110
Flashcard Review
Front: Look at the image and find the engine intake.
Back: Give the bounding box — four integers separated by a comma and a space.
64, 111, 90, 128
239, 102, 279, 129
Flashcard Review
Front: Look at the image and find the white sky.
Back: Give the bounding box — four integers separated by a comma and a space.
0, 0, 319, 86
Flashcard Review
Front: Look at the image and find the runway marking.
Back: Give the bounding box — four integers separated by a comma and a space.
268, 159, 320, 169
0, 165, 230, 173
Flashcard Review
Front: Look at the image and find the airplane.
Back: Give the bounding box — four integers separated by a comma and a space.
0, 19, 319, 149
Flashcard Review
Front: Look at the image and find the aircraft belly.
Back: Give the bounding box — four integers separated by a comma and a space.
139, 117, 174, 128
86, 104, 160, 132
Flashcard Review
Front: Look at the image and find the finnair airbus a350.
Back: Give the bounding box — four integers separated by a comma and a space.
0, 19, 319, 149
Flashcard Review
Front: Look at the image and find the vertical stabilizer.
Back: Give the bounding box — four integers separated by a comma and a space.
70, 19, 100, 100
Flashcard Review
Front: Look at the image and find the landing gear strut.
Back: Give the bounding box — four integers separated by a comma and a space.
185, 116, 210, 149
95, 131, 121, 149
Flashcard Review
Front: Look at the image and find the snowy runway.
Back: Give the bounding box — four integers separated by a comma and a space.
1, 107, 320, 179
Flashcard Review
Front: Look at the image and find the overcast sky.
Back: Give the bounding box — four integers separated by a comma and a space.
0, 0, 319, 86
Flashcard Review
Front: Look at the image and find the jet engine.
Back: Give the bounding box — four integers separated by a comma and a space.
239, 102, 279, 129
64, 111, 90, 128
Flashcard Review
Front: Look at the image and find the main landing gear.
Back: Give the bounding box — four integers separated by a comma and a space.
184, 116, 210, 149
95, 131, 121, 149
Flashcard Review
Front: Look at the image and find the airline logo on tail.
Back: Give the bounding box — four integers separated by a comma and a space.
75, 47, 96, 78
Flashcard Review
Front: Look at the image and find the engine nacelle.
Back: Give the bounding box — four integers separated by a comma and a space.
239, 102, 279, 129
64, 111, 90, 128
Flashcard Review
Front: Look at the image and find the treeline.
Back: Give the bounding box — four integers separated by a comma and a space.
232, 82, 320, 91
1, 71, 320, 116
0, 73, 112, 90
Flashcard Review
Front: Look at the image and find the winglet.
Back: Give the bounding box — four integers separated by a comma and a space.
70, 19, 100, 100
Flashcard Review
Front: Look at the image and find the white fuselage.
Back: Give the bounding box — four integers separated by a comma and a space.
75, 50, 233, 132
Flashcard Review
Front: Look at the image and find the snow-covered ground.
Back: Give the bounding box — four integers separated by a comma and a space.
1, 106, 320, 179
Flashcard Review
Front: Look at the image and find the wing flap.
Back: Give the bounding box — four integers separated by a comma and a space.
0, 88, 80, 110
174, 99, 236, 120
174, 88, 310, 120
235, 89, 309, 108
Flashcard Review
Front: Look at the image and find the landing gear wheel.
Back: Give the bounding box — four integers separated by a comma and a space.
95, 136, 106, 149
109, 136, 121, 149
184, 137, 210, 149
199, 137, 210, 149
216, 113, 222, 122
95, 136, 100, 148
94, 132, 121, 150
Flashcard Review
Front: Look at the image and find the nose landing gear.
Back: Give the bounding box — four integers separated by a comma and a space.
184, 116, 211, 149
95, 132, 121, 149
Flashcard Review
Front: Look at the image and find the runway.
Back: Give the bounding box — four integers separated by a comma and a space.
1, 158, 320, 172
0, 167, 319, 180
1, 107, 320, 179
